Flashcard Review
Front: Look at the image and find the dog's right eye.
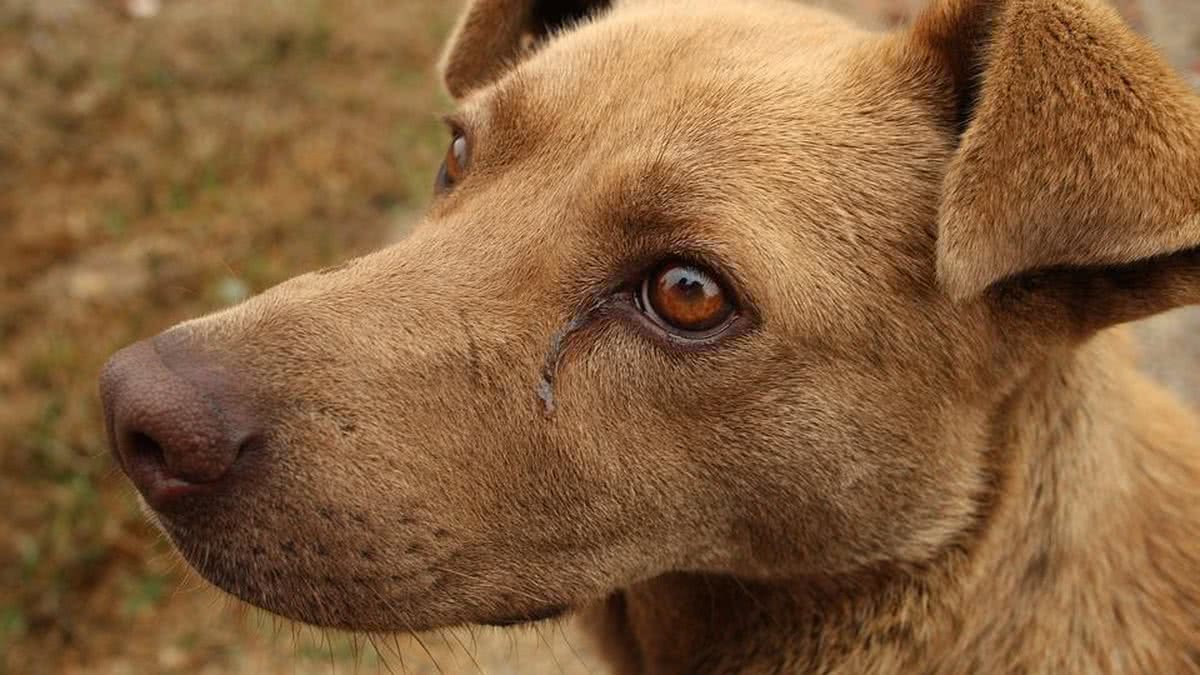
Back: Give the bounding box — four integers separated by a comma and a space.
435, 131, 470, 193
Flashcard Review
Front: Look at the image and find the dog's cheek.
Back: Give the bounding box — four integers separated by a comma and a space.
745, 355, 988, 573
557, 328, 991, 578
538, 327, 795, 570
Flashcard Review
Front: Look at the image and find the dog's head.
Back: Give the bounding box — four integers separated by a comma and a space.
100, 0, 1200, 631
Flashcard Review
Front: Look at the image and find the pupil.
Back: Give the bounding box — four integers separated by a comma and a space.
666, 268, 709, 301
678, 278, 702, 297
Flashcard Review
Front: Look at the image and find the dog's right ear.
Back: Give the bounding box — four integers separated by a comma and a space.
441, 0, 613, 99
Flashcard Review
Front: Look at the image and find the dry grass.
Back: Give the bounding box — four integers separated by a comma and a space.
0, 0, 1194, 674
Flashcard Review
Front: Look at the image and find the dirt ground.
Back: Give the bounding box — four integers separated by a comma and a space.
1, 1, 1196, 674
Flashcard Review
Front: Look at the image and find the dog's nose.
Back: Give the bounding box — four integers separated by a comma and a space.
100, 333, 257, 511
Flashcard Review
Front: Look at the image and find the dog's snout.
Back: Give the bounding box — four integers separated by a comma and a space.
100, 333, 257, 511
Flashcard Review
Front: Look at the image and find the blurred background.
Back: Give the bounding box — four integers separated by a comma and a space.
0, 0, 1196, 673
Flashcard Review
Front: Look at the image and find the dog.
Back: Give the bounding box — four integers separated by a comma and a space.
99, 0, 1200, 672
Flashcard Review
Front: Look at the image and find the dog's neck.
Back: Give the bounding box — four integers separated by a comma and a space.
583, 328, 1200, 674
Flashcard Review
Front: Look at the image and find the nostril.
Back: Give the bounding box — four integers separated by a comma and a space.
118, 427, 207, 511
129, 431, 166, 469
235, 433, 263, 462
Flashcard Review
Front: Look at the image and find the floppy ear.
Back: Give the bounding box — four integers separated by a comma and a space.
441, 0, 613, 99
913, 0, 1200, 326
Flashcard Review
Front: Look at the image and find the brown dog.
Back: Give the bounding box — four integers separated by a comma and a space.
100, 0, 1200, 672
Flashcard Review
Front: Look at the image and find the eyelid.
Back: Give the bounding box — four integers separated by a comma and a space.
440, 114, 470, 140
616, 293, 752, 352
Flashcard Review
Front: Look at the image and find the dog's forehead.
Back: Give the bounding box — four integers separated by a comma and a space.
435, 1, 953, 337
490, 3, 872, 146
459, 2, 912, 227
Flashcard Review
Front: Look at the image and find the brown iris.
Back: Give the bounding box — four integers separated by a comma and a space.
642, 262, 735, 334
435, 132, 470, 192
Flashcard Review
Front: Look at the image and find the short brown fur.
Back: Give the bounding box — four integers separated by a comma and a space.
109, 0, 1200, 672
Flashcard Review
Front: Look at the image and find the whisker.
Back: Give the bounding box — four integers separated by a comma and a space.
351, 632, 363, 674
371, 589, 443, 675
435, 628, 456, 659
467, 624, 479, 658
532, 623, 567, 675
368, 634, 399, 675
557, 620, 595, 675
322, 627, 337, 675
447, 627, 487, 675
408, 629, 445, 675
290, 622, 300, 675
390, 633, 411, 675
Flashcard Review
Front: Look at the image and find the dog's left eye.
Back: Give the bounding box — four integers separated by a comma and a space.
639, 262, 736, 337
435, 131, 470, 193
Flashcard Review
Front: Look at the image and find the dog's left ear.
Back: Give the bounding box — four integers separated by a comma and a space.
913, 0, 1200, 328
441, 0, 613, 99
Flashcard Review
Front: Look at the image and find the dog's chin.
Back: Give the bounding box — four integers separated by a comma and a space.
162, 530, 371, 629
151, 515, 576, 632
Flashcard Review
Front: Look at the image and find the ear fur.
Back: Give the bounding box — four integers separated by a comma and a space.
440, 0, 613, 99
913, 0, 1200, 308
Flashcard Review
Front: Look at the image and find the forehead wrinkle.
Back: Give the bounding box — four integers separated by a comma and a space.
607, 159, 720, 240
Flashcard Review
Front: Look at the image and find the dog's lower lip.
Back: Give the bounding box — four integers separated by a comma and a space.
480, 604, 569, 627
